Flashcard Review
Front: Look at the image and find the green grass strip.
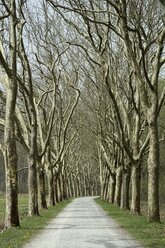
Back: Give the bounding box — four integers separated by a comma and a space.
95, 198, 165, 248
0, 200, 71, 248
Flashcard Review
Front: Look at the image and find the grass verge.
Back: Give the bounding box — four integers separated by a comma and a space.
0, 198, 71, 248
95, 198, 165, 248
0, 194, 29, 229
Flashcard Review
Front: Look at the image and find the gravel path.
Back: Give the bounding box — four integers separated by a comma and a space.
23, 197, 143, 248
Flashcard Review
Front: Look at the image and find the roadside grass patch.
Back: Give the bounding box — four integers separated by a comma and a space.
95, 198, 165, 248
0, 197, 70, 248
0, 194, 29, 229
0, 195, 5, 229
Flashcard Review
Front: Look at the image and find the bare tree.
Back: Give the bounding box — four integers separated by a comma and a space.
47, 0, 165, 222
0, 0, 19, 228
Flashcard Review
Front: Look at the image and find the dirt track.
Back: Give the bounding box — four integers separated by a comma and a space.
23, 197, 143, 248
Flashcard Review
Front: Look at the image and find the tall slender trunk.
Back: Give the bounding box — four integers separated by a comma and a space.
84, 175, 87, 196
114, 168, 122, 206
105, 172, 110, 201
53, 180, 57, 205
55, 179, 60, 203
47, 167, 55, 206
70, 174, 75, 197
68, 176, 72, 198
103, 169, 109, 200
100, 175, 103, 198
78, 177, 82, 196
93, 180, 96, 196
28, 124, 39, 216
109, 174, 116, 204
76, 178, 79, 197
147, 119, 160, 222
38, 167, 47, 209
98, 146, 103, 198
59, 174, 64, 201
5, 86, 19, 228
45, 147, 55, 206
63, 173, 68, 200
4, 0, 19, 228
91, 184, 94, 196
120, 171, 130, 210
106, 170, 110, 201
131, 163, 141, 214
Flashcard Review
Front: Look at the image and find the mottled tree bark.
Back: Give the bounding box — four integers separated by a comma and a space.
114, 168, 122, 206
76, 178, 79, 196
47, 167, 55, 206
120, 172, 130, 210
109, 174, 116, 204
70, 174, 75, 197
147, 119, 160, 222
103, 169, 109, 201
5, 85, 19, 228
54, 179, 60, 203
4, 0, 19, 228
28, 124, 39, 216
131, 164, 141, 214
63, 173, 68, 200
45, 147, 55, 206
84, 178, 87, 196
68, 176, 72, 198
59, 174, 64, 201
99, 171, 104, 198
38, 167, 47, 209
78, 177, 82, 196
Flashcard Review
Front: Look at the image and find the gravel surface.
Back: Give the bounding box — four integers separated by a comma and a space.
23, 197, 143, 248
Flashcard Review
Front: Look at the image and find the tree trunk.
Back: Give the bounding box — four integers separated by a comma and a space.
114, 168, 122, 206
78, 177, 82, 196
109, 174, 116, 204
59, 174, 64, 201
76, 178, 79, 197
55, 179, 60, 203
70, 174, 75, 197
58, 178, 61, 202
131, 164, 141, 214
47, 167, 55, 206
63, 173, 68, 200
4, 0, 19, 228
147, 120, 160, 222
105, 173, 110, 202
38, 167, 47, 209
98, 146, 103, 198
91, 184, 94, 196
28, 125, 39, 216
4, 85, 19, 228
68, 176, 72, 198
84, 173, 87, 196
120, 172, 130, 210
53, 180, 57, 204
103, 169, 109, 200
106, 170, 110, 201
45, 147, 55, 206
101, 167, 106, 200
